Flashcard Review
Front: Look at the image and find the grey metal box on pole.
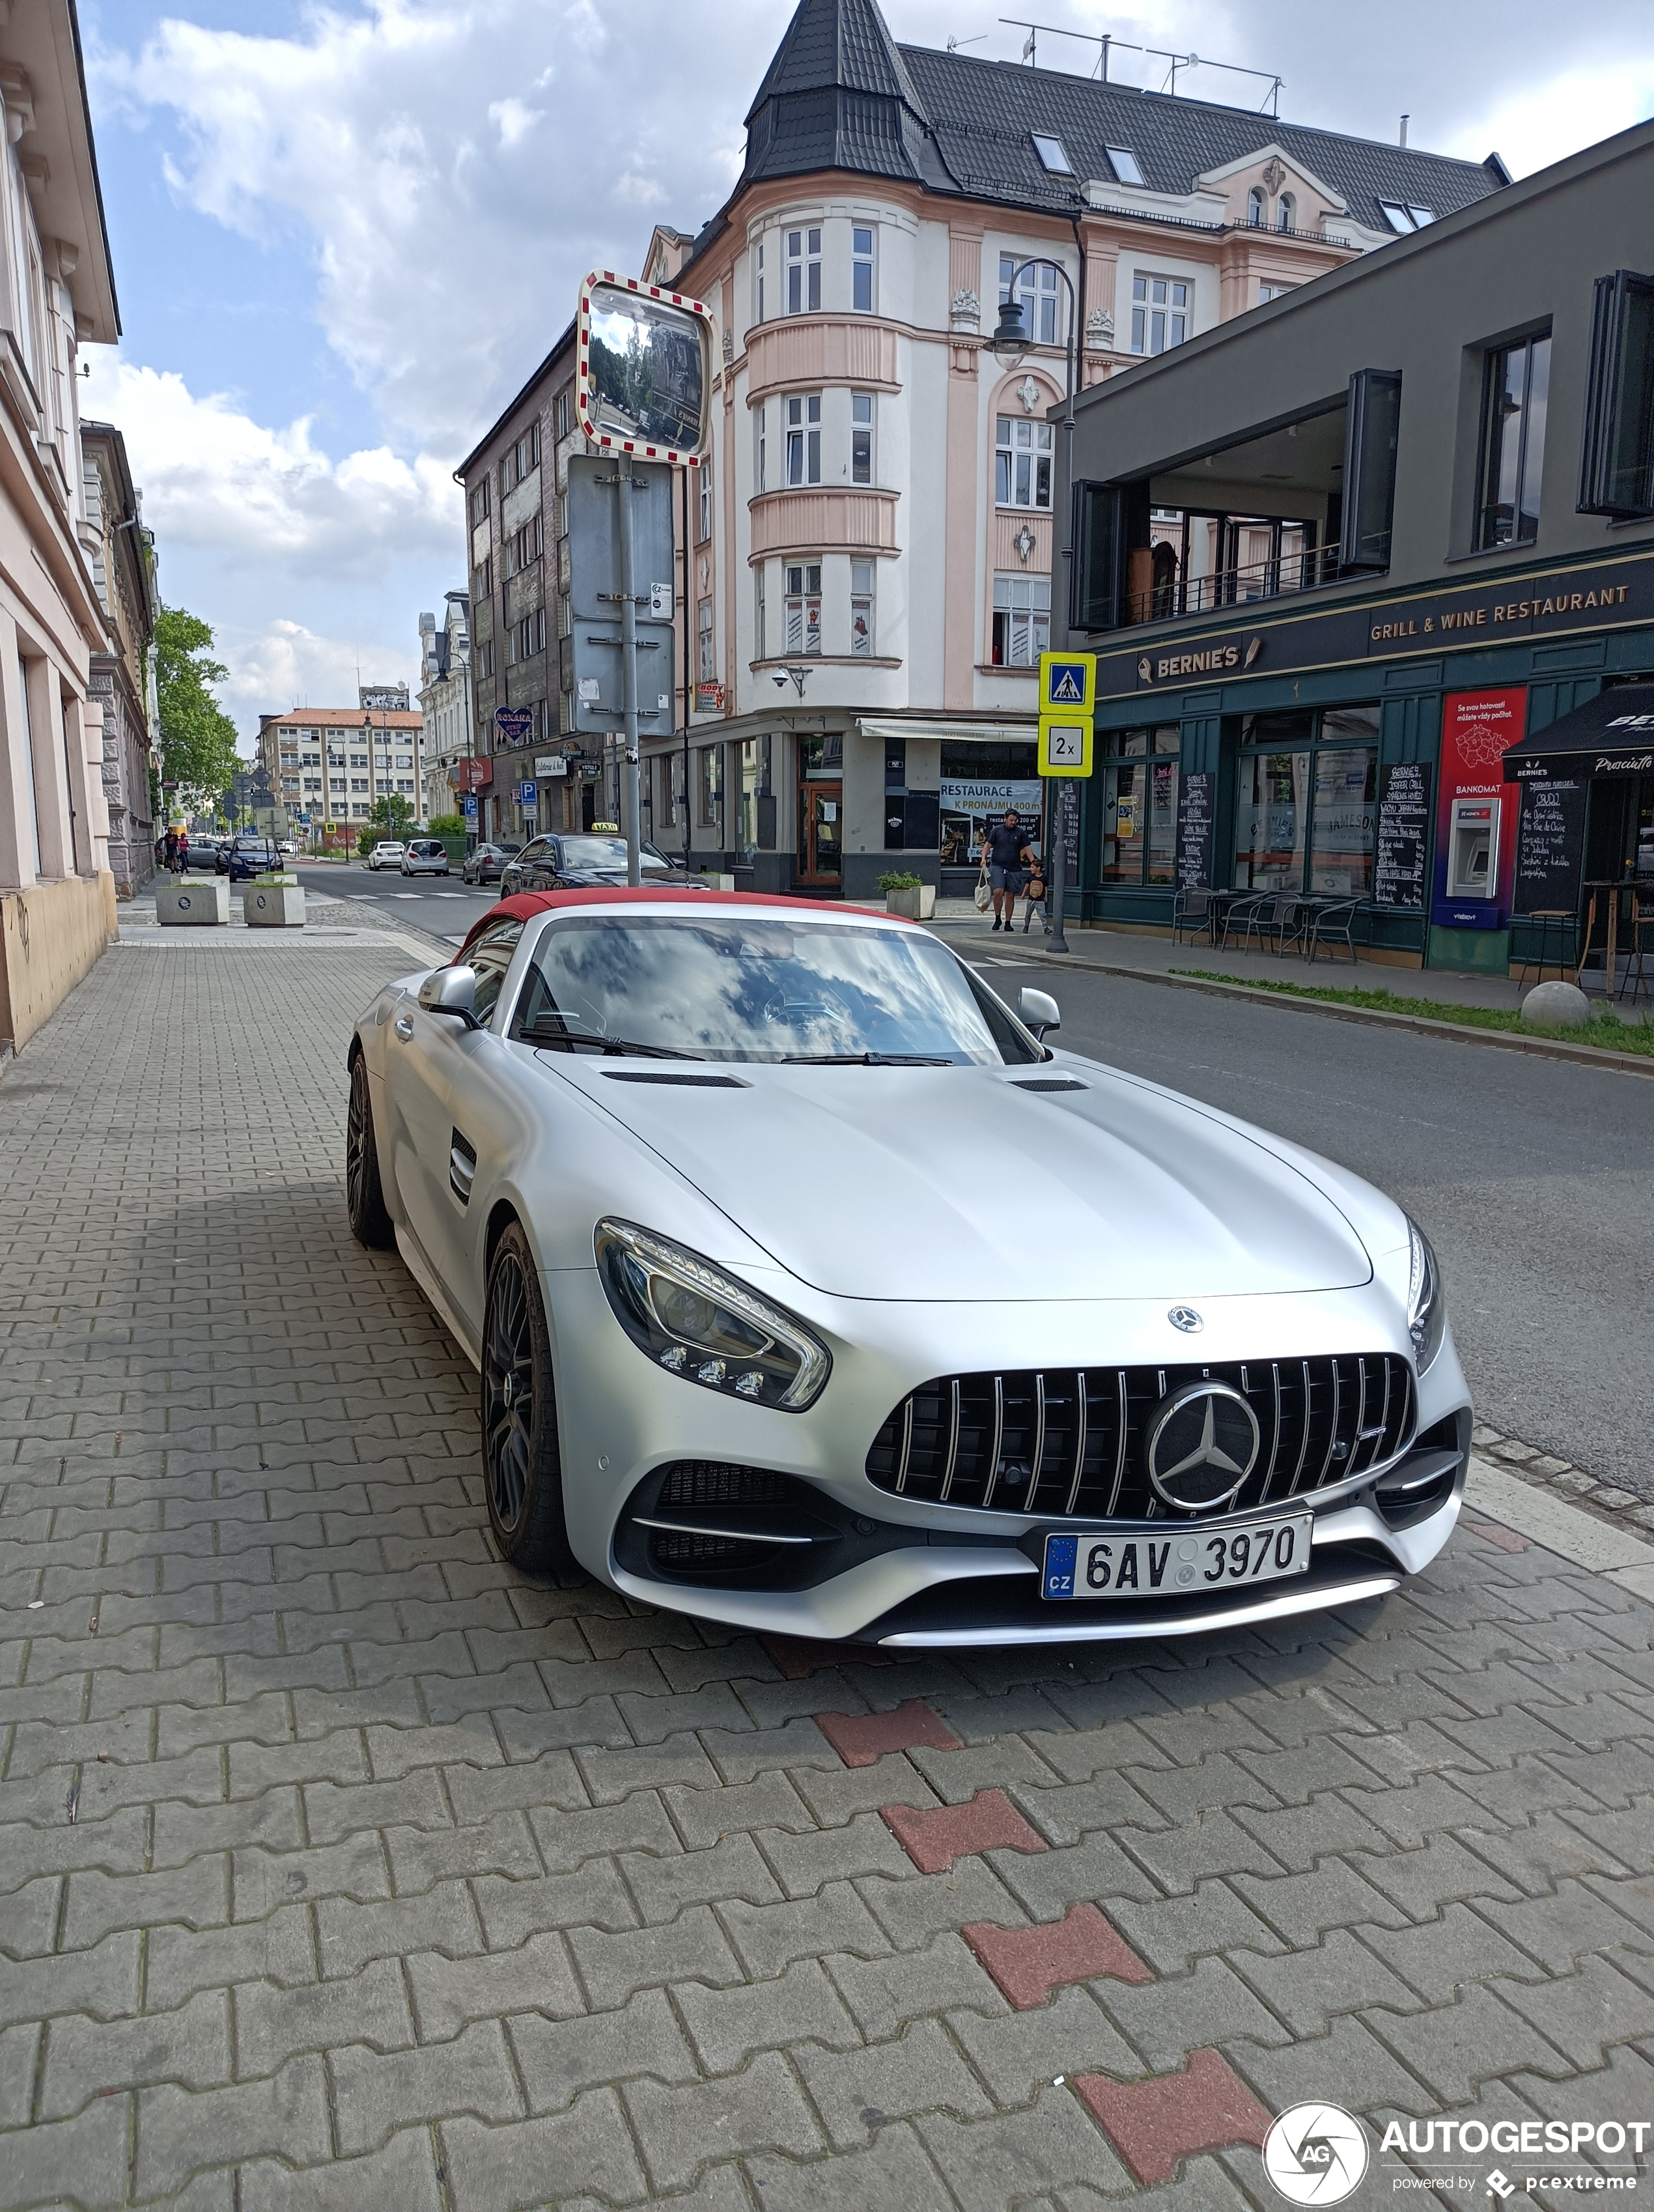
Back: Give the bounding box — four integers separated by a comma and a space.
564, 455, 676, 739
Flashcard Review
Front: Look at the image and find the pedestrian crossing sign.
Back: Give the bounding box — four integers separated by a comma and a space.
1040, 651, 1095, 713
1039, 716, 1092, 777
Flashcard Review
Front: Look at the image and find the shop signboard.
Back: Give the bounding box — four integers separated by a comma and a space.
1514, 779, 1588, 913
939, 778, 1043, 867
453, 757, 492, 793
496, 707, 534, 746
1433, 689, 1524, 929
1174, 771, 1216, 892
1374, 762, 1431, 909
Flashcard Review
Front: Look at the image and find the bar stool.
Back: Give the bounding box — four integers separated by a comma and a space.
1621, 893, 1653, 1004
1516, 910, 1577, 988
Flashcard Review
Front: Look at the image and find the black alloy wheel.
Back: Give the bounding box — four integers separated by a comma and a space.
482, 1223, 577, 1574
345, 1055, 395, 1249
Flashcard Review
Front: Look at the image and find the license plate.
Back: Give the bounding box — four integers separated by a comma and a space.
1041, 1512, 1312, 1602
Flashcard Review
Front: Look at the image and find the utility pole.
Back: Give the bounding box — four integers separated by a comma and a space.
617, 453, 642, 886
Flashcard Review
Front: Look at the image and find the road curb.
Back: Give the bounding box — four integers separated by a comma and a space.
935, 928, 1654, 1080
1466, 1456, 1654, 1602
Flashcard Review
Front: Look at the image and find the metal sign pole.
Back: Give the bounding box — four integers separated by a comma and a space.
617, 452, 643, 886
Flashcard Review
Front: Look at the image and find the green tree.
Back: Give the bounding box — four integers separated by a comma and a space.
357, 793, 415, 855
154, 608, 240, 819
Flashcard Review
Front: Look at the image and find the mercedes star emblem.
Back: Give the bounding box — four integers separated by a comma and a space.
1168, 1306, 1203, 1333
1145, 1382, 1261, 1512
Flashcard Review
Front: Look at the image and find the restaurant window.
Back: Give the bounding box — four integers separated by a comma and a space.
991, 573, 1050, 665
850, 561, 875, 656
785, 394, 821, 486
852, 226, 876, 313
1231, 705, 1380, 896
1578, 270, 1654, 518
697, 598, 715, 681
851, 393, 874, 484
1131, 272, 1188, 356
1100, 728, 1180, 886
1478, 331, 1550, 548
996, 416, 1052, 509
999, 253, 1059, 347
785, 563, 822, 654
786, 227, 821, 315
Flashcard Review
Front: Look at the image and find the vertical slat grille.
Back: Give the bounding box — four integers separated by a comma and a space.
863, 1354, 1415, 1520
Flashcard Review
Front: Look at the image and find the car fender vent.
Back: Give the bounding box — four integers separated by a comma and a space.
1013, 1079, 1089, 1093
449, 1129, 477, 1206
600, 1071, 749, 1087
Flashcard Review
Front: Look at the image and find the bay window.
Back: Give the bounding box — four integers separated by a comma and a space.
785, 395, 822, 485
851, 562, 875, 655
851, 393, 873, 484
991, 573, 1050, 665
996, 416, 1052, 509
786, 227, 820, 315
785, 563, 822, 654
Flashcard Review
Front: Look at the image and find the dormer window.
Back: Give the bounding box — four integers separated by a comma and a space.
1031, 134, 1072, 175
1379, 201, 1435, 233
1106, 146, 1143, 186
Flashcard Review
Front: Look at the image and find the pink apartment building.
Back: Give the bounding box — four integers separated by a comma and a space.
626, 0, 1506, 900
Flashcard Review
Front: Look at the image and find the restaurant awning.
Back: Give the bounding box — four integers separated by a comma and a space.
1502, 683, 1654, 780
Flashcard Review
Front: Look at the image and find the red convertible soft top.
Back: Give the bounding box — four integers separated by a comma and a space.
454, 885, 909, 962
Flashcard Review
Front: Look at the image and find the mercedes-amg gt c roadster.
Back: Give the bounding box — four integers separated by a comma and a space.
346, 887, 1470, 1647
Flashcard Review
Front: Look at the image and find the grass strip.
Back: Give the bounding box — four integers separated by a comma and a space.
1168, 970, 1654, 1057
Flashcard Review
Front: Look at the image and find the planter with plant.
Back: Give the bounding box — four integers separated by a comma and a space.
243, 873, 305, 928
877, 870, 934, 920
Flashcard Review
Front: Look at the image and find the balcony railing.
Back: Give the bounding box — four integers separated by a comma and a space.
1124, 540, 1345, 627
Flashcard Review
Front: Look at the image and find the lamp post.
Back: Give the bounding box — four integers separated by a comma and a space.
991, 261, 1078, 954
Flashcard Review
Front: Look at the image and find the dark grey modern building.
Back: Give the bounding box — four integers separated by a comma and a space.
1060, 115, 1654, 978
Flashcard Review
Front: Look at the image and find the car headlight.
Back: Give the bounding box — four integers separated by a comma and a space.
1405, 1215, 1446, 1374
595, 1219, 830, 1411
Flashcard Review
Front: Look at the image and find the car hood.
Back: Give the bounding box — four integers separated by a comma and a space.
550, 1055, 1373, 1302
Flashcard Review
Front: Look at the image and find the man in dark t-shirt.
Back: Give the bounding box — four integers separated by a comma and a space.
981, 810, 1031, 931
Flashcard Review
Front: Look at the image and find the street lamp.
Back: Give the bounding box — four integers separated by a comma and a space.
993, 261, 1079, 954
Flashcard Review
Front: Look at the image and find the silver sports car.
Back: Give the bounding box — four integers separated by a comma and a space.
346, 888, 1470, 1647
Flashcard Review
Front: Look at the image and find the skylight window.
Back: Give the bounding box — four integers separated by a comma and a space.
1031, 133, 1072, 175
1379, 201, 1435, 233
1106, 146, 1144, 186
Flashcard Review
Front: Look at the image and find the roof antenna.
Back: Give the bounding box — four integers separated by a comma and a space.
1399, 113, 1409, 147
946, 31, 987, 50
1022, 25, 1035, 63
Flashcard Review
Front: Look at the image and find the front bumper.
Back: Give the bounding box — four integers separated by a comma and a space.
547, 1265, 1472, 1647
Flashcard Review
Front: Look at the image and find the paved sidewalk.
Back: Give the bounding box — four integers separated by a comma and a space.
3, 941, 1653, 2209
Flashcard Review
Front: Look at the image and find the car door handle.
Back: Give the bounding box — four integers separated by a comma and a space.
395, 1014, 414, 1040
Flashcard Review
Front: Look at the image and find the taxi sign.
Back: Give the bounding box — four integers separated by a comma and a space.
1039, 650, 1095, 713
1039, 716, 1092, 778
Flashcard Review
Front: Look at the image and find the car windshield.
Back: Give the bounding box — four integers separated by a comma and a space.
557, 835, 671, 873
510, 916, 1039, 1064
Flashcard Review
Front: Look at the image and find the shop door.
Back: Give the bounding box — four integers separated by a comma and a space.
798, 784, 842, 884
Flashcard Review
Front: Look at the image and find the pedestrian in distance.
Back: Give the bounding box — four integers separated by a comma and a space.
163, 827, 179, 873
177, 829, 189, 874
1020, 849, 1049, 934
981, 808, 1029, 932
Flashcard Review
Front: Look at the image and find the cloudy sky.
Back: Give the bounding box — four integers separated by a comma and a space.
79, 0, 1654, 737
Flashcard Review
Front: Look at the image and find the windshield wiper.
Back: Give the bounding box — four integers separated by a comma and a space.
778, 1051, 957, 1066
523, 1025, 696, 1060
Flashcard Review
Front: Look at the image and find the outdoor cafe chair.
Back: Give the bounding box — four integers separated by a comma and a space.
1171, 888, 1214, 946
1515, 909, 1578, 989
1306, 897, 1363, 965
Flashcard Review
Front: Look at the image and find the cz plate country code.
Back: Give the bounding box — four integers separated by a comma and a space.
1041, 1512, 1313, 1601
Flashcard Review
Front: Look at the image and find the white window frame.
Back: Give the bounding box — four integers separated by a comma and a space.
995, 416, 1053, 511
1031, 133, 1072, 175
755, 403, 767, 492
851, 393, 874, 485
785, 394, 822, 486
697, 460, 712, 542
850, 561, 875, 657
1106, 145, 1143, 185
992, 572, 1051, 666
785, 561, 822, 655
1130, 272, 1189, 356
754, 237, 765, 324
785, 226, 821, 316
852, 225, 876, 313
755, 565, 766, 661
697, 597, 715, 682
999, 253, 1059, 347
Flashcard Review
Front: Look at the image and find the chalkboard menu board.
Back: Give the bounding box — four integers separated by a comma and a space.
1374, 761, 1430, 909
1175, 771, 1216, 892
1515, 779, 1587, 914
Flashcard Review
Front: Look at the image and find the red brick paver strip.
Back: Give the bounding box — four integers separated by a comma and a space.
1465, 1516, 1534, 1553
962, 1903, 1153, 2009
1074, 2049, 1272, 2185
880, 1788, 1048, 1874
816, 1698, 963, 1767
762, 1634, 894, 1678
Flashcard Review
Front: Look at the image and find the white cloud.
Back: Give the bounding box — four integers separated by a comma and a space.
1440, 60, 1654, 177
216, 617, 419, 724
488, 96, 541, 149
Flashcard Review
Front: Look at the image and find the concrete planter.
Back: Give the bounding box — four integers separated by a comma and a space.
158, 878, 230, 927
242, 883, 305, 928
699, 872, 737, 890
884, 884, 936, 920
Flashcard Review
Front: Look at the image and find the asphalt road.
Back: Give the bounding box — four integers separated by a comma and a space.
960, 941, 1654, 1500
294, 860, 499, 945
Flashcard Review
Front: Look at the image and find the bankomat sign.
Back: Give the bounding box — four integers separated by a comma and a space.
1432, 688, 1524, 931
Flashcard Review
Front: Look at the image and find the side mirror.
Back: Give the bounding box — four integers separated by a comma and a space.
1018, 987, 1061, 1041
418, 965, 479, 1025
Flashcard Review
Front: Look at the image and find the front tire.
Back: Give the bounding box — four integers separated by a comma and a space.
482, 1224, 576, 1574
345, 1055, 395, 1249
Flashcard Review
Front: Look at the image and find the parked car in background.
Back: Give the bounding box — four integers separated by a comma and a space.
221, 836, 282, 881
367, 842, 406, 871
462, 843, 511, 886
277, 840, 296, 855
499, 833, 701, 896
184, 838, 223, 870
400, 838, 452, 877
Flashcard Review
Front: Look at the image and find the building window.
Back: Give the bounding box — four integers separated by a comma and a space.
1277, 192, 1296, 231
851, 561, 874, 656
1478, 332, 1550, 549
697, 460, 712, 542
698, 744, 722, 824
1247, 188, 1265, 227
786, 227, 820, 315
553, 388, 571, 440
852, 225, 875, 313
474, 556, 492, 599
1131, 273, 1189, 355
1100, 728, 1181, 886
1106, 145, 1143, 185
996, 416, 1053, 509
999, 253, 1059, 347
507, 515, 542, 576
469, 480, 490, 524
350, 753, 369, 768
351, 778, 369, 793
1578, 272, 1654, 518
851, 393, 873, 484
508, 608, 547, 663
754, 238, 765, 324
1031, 133, 1072, 175
475, 640, 494, 678
1231, 707, 1380, 896
395, 754, 413, 769
1259, 282, 1295, 305
697, 597, 715, 681
785, 563, 822, 654
785, 394, 822, 485
755, 565, 766, 660
755, 404, 767, 493
303, 777, 322, 792
396, 779, 415, 793
991, 572, 1050, 665
1379, 201, 1435, 233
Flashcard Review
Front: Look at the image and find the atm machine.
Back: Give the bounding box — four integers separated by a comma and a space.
1445, 796, 1500, 901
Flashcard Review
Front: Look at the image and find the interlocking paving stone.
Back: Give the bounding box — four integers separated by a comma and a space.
962, 1903, 1153, 2010
1073, 2047, 1272, 2185
5, 937, 1654, 2208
